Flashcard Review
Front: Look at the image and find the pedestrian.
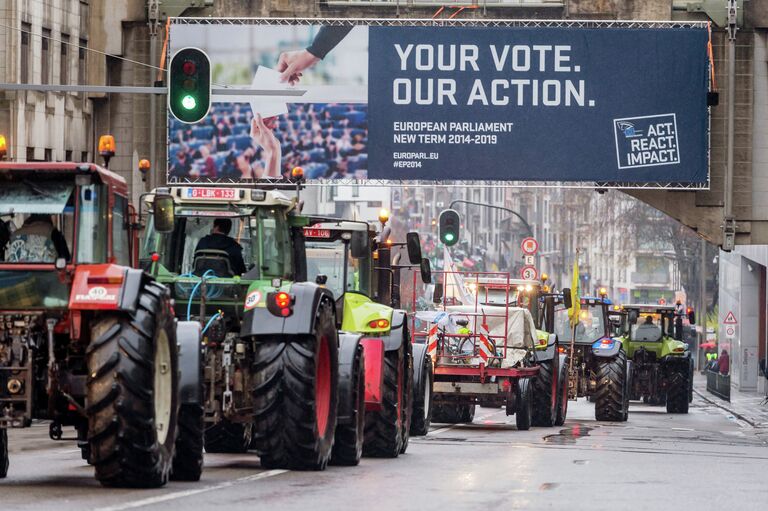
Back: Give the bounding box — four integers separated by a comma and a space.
719, 349, 730, 376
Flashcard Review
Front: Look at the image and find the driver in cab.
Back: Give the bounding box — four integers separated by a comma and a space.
195, 218, 246, 275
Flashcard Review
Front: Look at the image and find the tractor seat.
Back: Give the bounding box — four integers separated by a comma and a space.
193, 249, 234, 278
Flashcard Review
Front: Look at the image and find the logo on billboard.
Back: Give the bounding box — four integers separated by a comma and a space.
614, 114, 680, 170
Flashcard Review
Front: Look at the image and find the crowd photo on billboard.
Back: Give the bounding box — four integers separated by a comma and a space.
168, 23, 369, 182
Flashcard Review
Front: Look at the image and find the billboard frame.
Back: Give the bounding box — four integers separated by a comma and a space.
167, 17, 711, 191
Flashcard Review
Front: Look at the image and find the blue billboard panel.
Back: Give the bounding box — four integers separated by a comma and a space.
368, 26, 709, 183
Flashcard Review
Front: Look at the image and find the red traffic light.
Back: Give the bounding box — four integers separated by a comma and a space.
182, 60, 197, 75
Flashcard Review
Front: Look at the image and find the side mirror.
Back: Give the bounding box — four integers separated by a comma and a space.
406, 232, 422, 264
432, 282, 444, 304
350, 230, 369, 259
315, 274, 328, 285
153, 193, 175, 233
687, 309, 696, 325
420, 257, 432, 284
628, 310, 639, 325
561, 288, 572, 309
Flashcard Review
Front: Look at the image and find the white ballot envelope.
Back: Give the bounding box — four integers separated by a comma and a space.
249, 67, 290, 118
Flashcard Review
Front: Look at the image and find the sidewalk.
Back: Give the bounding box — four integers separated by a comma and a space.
693, 374, 768, 428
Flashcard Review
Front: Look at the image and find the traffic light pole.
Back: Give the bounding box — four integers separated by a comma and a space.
448, 199, 534, 238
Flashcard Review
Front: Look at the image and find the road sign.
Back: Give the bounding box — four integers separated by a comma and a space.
521, 237, 539, 255
520, 266, 538, 280
523, 254, 535, 266
723, 311, 738, 324
725, 326, 736, 339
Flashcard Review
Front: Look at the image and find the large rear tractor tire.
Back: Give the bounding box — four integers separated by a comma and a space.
86, 281, 178, 488
400, 341, 413, 454
252, 300, 339, 470
204, 420, 251, 453
0, 428, 8, 478
531, 360, 557, 427
171, 404, 204, 481
331, 344, 365, 466
555, 359, 569, 427
432, 403, 474, 424
410, 354, 434, 436
363, 346, 406, 458
595, 351, 627, 422
666, 364, 690, 414
515, 379, 533, 431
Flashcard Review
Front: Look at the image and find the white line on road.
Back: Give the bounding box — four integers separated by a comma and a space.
93, 469, 288, 511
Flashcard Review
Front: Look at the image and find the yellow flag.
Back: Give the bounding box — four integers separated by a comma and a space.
568, 255, 581, 327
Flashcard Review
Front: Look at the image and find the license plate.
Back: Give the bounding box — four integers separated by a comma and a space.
304, 228, 331, 238
186, 188, 237, 200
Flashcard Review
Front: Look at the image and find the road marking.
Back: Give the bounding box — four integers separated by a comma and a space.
94, 469, 288, 511
430, 409, 504, 435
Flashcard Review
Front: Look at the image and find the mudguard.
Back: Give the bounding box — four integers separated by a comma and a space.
411, 343, 430, 398
337, 332, 364, 425
592, 338, 622, 358
176, 320, 203, 404
240, 282, 335, 338
535, 333, 558, 362
381, 310, 408, 351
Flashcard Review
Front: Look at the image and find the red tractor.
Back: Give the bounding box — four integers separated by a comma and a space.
0, 162, 202, 486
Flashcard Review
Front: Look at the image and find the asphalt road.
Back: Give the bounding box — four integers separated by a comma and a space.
2, 395, 767, 511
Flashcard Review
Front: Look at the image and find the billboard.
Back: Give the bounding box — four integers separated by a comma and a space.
167, 19, 709, 187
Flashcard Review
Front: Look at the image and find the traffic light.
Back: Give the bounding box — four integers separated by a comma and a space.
168, 47, 211, 124
438, 209, 460, 246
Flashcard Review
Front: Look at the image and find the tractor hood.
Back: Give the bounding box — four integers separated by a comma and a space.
341, 292, 393, 334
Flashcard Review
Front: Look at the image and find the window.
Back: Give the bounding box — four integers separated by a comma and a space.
20, 23, 30, 83
41, 28, 51, 84
26, 147, 36, 162
77, 38, 87, 85
65, 150, 73, 161
80, 151, 88, 162
112, 196, 130, 265
44, 148, 52, 161
77, 184, 108, 263
60, 33, 69, 85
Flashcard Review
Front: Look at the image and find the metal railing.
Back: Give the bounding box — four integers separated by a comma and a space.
706, 369, 730, 401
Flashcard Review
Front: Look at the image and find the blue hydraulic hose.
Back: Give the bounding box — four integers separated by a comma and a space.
186, 269, 217, 321
201, 312, 222, 336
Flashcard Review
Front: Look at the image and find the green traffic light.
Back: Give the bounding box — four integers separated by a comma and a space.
444, 233, 455, 242
181, 94, 197, 110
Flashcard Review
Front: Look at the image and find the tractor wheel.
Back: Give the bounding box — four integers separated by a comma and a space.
460, 404, 475, 423
0, 428, 8, 478
515, 378, 533, 431
331, 344, 365, 466
410, 353, 434, 436
171, 404, 204, 481
688, 357, 694, 403
595, 351, 627, 422
204, 420, 251, 453
554, 359, 569, 426
622, 361, 633, 422
363, 346, 406, 458
252, 300, 338, 470
531, 360, 557, 427
86, 281, 178, 488
666, 365, 690, 414
76, 424, 91, 464
400, 341, 413, 454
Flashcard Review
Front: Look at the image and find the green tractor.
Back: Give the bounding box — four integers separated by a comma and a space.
619, 304, 695, 413
303, 219, 434, 450
141, 185, 369, 468
543, 293, 631, 422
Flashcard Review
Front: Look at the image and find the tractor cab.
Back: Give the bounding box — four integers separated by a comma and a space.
621, 304, 695, 358
0, 162, 135, 310
141, 186, 304, 321
549, 295, 612, 346
303, 220, 396, 334
474, 278, 543, 322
